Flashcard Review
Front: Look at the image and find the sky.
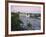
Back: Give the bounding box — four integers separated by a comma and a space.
11, 5, 41, 13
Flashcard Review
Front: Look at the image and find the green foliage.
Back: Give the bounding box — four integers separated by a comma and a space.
27, 23, 32, 30
11, 12, 23, 31
27, 23, 32, 27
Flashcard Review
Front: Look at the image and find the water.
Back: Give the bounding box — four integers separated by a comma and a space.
19, 16, 41, 30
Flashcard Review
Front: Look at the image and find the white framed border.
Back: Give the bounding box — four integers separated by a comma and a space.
8, 3, 43, 34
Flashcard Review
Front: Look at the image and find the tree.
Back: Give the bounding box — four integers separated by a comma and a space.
11, 12, 23, 31
27, 22, 32, 30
